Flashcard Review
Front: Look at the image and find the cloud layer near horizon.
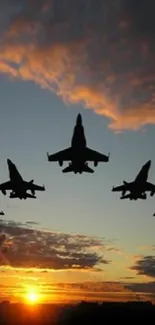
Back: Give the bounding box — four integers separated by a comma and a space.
0, 280, 154, 303
0, 219, 110, 270
1, 219, 155, 302
0, 0, 155, 130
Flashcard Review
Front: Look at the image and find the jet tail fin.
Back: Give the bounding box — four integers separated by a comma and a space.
25, 193, 36, 199
120, 194, 131, 200
62, 165, 73, 173
83, 164, 94, 173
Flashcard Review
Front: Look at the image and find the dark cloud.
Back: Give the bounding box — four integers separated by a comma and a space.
130, 255, 155, 278
0, 219, 110, 270
128, 281, 155, 294
124, 0, 155, 37
51, 281, 155, 301
0, 1, 155, 130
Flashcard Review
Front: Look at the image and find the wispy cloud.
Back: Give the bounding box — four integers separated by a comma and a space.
0, 1, 155, 130
25, 221, 40, 226
0, 219, 111, 271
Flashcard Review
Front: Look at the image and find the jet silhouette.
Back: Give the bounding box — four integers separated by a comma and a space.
112, 160, 155, 200
0, 210, 5, 215
47, 114, 110, 174
0, 159, 45, 199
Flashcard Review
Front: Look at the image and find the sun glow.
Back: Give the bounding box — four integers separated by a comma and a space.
25, 288, 40, 304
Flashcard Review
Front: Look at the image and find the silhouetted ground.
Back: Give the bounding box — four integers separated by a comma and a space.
0, 300, 155, 324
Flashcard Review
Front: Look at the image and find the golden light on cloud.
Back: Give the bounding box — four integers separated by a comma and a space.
0, 0, 155, 131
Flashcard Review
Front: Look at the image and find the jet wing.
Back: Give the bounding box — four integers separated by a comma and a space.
47, 147, 72, 162
145, 182, 155, 193
112, 185, 125, 192
25, 182, 45, 192
85, 147, 109, 162
0, 181, 12, 191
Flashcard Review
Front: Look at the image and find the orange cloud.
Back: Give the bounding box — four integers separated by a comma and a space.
1, 1, 155, 130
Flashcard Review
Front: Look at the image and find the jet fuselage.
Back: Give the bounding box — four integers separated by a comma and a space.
71, 161, 88, 173
70, 114, 87, 168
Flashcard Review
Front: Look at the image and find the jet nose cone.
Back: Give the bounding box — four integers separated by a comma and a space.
76, 113, 82, 126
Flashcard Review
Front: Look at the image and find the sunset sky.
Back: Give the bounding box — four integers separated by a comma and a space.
0, 0, 155, 304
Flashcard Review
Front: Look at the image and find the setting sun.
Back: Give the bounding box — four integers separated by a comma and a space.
25, 288, 40, 304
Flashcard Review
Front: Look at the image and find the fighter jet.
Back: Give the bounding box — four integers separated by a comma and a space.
112, 160, 155, 200
0, 210, 5, 215
0, 159, 45, 199
47, 114, 110, 174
